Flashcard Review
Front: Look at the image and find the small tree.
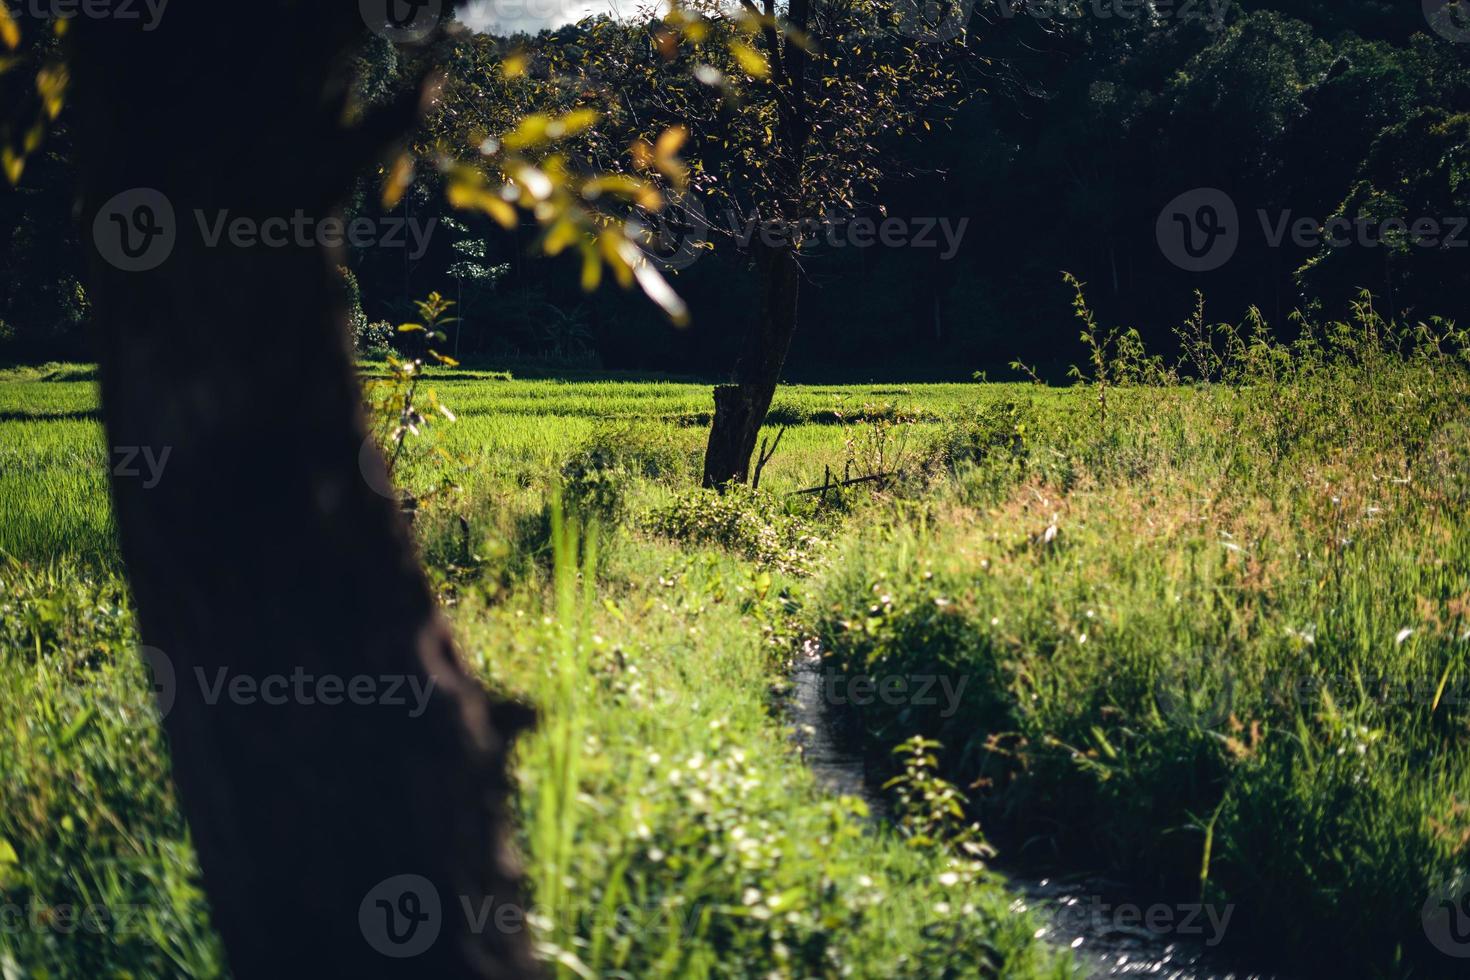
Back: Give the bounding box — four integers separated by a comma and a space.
432, 3, 976, 486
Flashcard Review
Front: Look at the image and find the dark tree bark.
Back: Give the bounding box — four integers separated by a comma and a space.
701, 0, 811, 489
701, 239, 801, 487
69, 8, 534, 978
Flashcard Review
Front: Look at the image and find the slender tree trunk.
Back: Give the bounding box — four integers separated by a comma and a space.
701, 0, 810, 490
701, 239, 801, 488
70, 10, 534, 978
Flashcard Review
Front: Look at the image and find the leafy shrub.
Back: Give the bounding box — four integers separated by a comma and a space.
353, 319, 396, 359
561, 423, 694, 525
645, 487, 825, 575
560, 449, 629, 526
934, 400, 1030, 472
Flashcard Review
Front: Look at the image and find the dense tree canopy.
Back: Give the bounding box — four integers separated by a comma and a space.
2, 1, 1467, 375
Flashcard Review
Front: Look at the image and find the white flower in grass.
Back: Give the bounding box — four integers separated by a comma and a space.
1396, 627, 1414, 646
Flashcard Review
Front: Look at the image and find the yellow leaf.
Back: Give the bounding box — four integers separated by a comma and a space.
584, 174, 641, 198
35, 64, 66, 119
381, 154, 413, 209
445, 179, 479, 209
652, 126, 689, 186
654, 126, 687, 159
580, 241, 602, 291
481, 194, 518, 229
599, 231, 634, 288
0, 4, 18, 51
2, 146, 22, 185
558, 108, 599, 136
501, 53, 527, 78
630, 138, 654, 170
583, 174, 661, 210
543, 218, 580, 257
730, 41, 769, 79
503, 113, 552, 150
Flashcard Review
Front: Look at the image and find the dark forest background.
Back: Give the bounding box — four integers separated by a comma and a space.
3, 0, 1466, 380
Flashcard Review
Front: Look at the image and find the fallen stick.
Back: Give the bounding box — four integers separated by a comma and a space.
789, 471, 902, 495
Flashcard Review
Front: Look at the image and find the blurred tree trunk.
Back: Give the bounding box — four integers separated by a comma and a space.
702, 239, 801, 487
69, 9, 535, 978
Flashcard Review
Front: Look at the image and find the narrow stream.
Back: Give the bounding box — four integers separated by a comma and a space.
787, 647, 1281, 980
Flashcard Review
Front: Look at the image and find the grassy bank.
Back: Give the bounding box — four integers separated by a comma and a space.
2, 301, 1467, 976
809, 318, 1470, 975
0, 370, 1068, 977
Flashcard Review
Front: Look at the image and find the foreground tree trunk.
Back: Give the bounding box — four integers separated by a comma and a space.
70, 10, 534, 978
701, 240, 801, 488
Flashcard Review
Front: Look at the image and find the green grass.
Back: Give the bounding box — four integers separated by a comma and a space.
2, 308, 1468, 977
809, 361, 1470, 974
0, 370, 1070, 977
